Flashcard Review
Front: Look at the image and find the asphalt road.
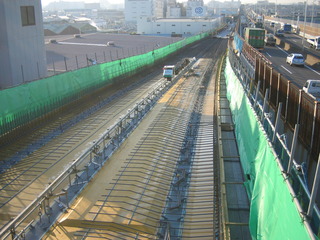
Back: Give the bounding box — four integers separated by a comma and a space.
265, 25, 320, 58
261, 44, 320, 87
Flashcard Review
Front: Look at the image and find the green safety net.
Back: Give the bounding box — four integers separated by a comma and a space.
224, 57, 312, 240
0, 32, 210, 136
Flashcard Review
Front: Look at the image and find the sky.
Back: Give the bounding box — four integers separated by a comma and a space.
41, 0, 305, 7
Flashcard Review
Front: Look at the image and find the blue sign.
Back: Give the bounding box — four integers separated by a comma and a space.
195, 7, 203, 15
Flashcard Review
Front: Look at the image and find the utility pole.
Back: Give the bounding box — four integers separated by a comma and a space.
274, 1, 277, 35
302, 0, 307, 51
311, 0, 315, 27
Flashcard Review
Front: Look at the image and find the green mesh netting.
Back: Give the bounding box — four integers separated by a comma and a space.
0, 32, 210, 135
224, 57, 312, 240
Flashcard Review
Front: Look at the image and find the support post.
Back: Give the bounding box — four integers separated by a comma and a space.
287, 124, 299, 174
269, 67, 273, 100
308, 102, 318, 169
261, 88, 269, 122
285, 81, 291, 121
254, 81, 261, 108
263, 62, 266, 92
76, 56, 79, 69
297, 90, 302, 124
276, 72, 281, 105
53, 60, 56, 75
37, 62, 40, 78
307, 154, 320, 218
64, 57, 67, 72
272, 103, 282, 143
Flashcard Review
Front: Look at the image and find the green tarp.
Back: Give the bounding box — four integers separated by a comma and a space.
224, 57, 311, 240
0, 32, 209, 135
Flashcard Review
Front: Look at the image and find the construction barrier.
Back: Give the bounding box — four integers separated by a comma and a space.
224, 57, 313, 240
0, 32, 209, 137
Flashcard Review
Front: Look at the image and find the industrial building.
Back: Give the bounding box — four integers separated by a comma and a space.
0, 0, 47, 89
137, 17, 222, 35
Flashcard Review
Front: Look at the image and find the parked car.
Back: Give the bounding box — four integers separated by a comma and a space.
286, 53, 305, 66
107, 41, 115, 46
303, 80, 320, 101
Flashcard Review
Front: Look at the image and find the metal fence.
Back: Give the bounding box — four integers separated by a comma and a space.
230, 18, 320, 237
254, 54, 320, 162
235, 18, 320, 168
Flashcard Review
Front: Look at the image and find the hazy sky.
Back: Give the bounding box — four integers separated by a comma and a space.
41, 0, 304, 7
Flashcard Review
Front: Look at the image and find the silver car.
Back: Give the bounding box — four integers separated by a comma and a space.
286, 53, 305, 67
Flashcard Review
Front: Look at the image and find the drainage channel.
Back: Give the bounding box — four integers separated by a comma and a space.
158, 59, 217, 239
0, 59, 196, 240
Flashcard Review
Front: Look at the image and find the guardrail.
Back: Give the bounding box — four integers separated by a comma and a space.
0, 58, 197, 240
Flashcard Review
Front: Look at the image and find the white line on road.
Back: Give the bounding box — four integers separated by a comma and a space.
304, 65, 320, 76
281, 65, 293, 74
276, 46, 288, 55
265, 52, 272, 57
276, 46, 320, 76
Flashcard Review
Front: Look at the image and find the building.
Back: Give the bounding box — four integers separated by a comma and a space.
0, 0, 47, 89
125, 0, 164, 22
207, 0, 240, 16
137, 17, 222, 36
168, 6, 182, 18
166, 0, 182, 18
43, 22, 97, 36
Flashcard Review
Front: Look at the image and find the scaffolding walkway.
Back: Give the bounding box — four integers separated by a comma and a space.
218, 59, 251, 239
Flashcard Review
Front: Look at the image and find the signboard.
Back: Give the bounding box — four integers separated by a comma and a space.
193, 6, 206, 17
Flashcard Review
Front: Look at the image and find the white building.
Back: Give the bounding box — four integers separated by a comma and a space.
125, 0, 164, 23
137, 17, 222, 36
0, 0, 47, 88
167, 7, 182, 18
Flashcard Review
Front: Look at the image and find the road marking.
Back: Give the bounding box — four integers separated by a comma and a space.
281, 65, 293, 74
58, 42, 107, 47
276, 46, 288, 55
265, 52, 272, 57
304, 65, 320, 76
276, 46, 320, 75
292, 40, 297, 42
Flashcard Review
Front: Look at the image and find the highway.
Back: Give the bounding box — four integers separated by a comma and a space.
265, 24, 320, 58
238, 21, 320, 87
239, 15, 320, 87
261, 45, 320, 87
